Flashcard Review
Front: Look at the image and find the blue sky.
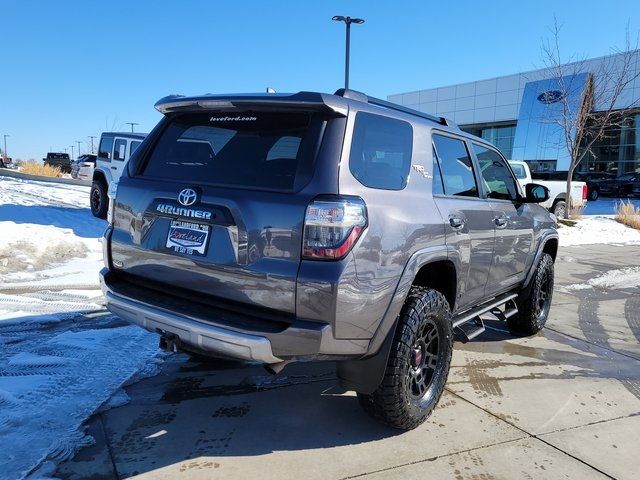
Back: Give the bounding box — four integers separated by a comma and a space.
1, 0, 638, 160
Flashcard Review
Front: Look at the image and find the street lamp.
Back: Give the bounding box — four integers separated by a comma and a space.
126, 122, 139, 133
89, 136, 96, 153
70, 145, 75, 159
76, 140, 82, 157
2, 134, 9, 158
332, 15, 365, 89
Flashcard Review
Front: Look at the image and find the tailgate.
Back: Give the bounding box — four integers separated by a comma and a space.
571, 182, 587, 205
109, 110, 329, 315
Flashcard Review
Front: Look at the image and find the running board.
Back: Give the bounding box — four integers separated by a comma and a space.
452, 292, 518, 343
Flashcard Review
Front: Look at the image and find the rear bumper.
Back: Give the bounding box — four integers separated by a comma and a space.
100, 268, 369, 363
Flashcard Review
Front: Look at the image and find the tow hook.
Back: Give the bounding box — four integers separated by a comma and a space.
158, 332, 179, 352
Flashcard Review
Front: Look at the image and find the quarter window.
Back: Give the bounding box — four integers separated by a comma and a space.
113, 139, 127, 161
473, 144, 519, 201
432, 135, 478, 197
130, 141, 142, 157
349, 112, 413, 190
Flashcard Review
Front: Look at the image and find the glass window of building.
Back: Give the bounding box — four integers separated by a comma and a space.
580, 113, 640, 175
461, 124, 516, 159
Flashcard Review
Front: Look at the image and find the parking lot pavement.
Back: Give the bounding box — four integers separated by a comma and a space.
57, 244, 640, 480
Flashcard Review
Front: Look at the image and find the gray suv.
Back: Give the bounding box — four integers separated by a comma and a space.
100, 89, 558, 430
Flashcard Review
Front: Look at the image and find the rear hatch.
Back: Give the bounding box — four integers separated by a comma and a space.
109, 108, 340, 318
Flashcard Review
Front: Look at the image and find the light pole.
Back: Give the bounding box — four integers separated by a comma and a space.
89, 136, 96, 153
70, 145, 75, 159
126, 122, 139, 133
2, 134, 8, 159
332, 15, 364, 89
76, 140, 82, 157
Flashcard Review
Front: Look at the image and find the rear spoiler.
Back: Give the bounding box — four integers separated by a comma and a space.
154, 92, 349, 117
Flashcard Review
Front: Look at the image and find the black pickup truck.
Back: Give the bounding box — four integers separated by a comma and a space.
43, 152, 72, 173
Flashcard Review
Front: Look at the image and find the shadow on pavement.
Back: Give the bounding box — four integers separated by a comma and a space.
0, 204, 105, 238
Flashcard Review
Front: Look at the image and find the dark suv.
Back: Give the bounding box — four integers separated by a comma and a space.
101, 89, 558, 429
43, 152, 72, 173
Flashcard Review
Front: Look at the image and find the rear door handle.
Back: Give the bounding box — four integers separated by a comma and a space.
449, 215, 465, 230
111, 166, 117, 170
494, 216, 508, 229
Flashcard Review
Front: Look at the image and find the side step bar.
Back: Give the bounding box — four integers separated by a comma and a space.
452, 292, 518, 343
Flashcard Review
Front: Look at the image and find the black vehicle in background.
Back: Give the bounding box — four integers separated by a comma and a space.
43, 152, 72, 173
573, 172, 616, 201
596, 173, 640, 198
531, 170, 615, 201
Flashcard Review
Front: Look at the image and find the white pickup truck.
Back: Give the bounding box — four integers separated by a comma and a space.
509, 160, 587, 218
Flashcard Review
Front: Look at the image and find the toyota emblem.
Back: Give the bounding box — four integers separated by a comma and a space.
177, 188, 198, 206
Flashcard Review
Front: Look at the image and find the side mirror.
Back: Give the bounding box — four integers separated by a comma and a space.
524, 183, 550, 203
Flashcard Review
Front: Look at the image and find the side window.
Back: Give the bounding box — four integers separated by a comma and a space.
349, 112, 413, 190
98, 137, 113, 161
130, 141, 142, 158
432, 134, 478, 197
473, 144, 519, 201
113, 139, 127, 161
432, 145, 445, 195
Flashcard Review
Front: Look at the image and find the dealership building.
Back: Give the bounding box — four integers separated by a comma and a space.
388, 51, 640, 175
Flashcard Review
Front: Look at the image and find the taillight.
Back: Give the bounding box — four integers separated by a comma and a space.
302, 196, 367, 260
582, 184, 588, 200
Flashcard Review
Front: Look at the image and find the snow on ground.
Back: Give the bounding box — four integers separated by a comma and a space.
561, 267, 640, 292
0, 176, 105, 319
558, 216, 640, 247
0, 176, 159, 478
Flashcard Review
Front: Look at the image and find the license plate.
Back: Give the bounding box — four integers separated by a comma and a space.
166, 220, 210, 256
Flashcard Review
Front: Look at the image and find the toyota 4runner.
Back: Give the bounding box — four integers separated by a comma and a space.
100, 89, 558, 430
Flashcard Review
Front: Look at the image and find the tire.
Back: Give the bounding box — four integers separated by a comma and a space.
589, 188, 599, 201
0, 159, 5, 168
508, 253, 554, 336
551, 200, 566, 218
357, 287, 453, 430
90, 180, 108, 219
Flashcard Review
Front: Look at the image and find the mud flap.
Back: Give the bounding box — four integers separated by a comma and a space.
336, 320, 397, 394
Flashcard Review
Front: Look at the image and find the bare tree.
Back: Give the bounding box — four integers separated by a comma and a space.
541, 20, 640, 218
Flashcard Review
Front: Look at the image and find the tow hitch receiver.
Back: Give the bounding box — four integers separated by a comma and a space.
158, 332, 179, 352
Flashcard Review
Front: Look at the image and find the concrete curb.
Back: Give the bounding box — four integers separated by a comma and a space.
0, 168, 91, 186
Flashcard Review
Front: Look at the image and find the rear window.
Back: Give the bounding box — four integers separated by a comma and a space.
139, 112, 322, 191
349, 112, 413, 190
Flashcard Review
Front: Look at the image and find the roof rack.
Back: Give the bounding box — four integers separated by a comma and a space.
334, 88, 457, 128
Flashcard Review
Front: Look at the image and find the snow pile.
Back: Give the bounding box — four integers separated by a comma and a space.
558, 216, 640, 246
562, 267, 640, 292
0, 177, 106, 319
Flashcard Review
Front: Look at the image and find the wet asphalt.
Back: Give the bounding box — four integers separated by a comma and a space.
57, 243, 640, 479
